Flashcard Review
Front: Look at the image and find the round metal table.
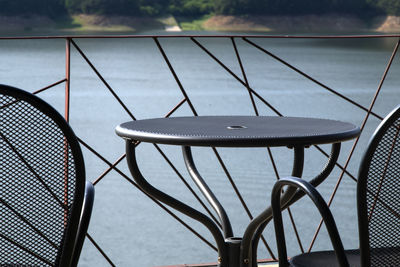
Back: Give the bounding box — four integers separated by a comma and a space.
116, 116, 360, 267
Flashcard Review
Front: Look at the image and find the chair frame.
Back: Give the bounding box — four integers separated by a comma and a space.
272, 105, 400, 267
357, 105, 400, 267
271, 177, 350, 267
0, 84, 94, 267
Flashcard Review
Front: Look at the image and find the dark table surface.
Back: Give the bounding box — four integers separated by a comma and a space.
116, 116, 360, 147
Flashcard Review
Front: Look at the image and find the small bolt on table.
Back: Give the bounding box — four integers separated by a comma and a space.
116, 116, 360, 267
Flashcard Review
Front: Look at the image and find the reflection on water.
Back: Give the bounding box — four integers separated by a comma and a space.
0, 33, 399, 266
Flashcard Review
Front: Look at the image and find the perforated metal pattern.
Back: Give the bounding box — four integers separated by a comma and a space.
0, 94, 77, 266
366, 118, 400, 266
116, 116, 360, 147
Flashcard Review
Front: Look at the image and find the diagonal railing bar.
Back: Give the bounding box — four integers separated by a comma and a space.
0, 197, 59, 249
159, 98, 222, 228
153, 144, 222, 228
122, 165, 219, 251
307, 39, 400, 252
366, 118, 400, 219
156, 36, 279, 257
1, 80, 65, 110
243, 37, 384, 121
68, 48, 220, 251
232, 36, 302, 258
77, 137, 218, 251
231, 36, 266, 219
231, 37, 259, 116
155, 36, 249, 234
368, 126, 400, 222
155, 38, 223, 226
3, 80, 68, 132
189, 40, 289, 256
368, 187, 400, 221
314, 145, 358, 182
0, 232, 53, 266
248, 88, 284, 116
71, 32, 248, 255
287, 202, 304, 254
211, 146, 276, 259
154, 37, 198, 116
193, 36, 374, 187
155, 97, 223, 226
122, 162, 219, 251
86, 233, 116, 267
199, 36, 383, 258
192, 36, 370, 259
0, 131, 68, 210
33, 79, 67, 95
144, 64, 222, 225
93, 154, 126, 186
70, 39, 136, 121
165, 97, 228, 227
165, 98, 187, 118
266, 148, 305, 254
194, 36, 367, 258
191, 37, 283, 117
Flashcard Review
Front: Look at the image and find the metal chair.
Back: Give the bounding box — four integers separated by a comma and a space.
0, 84, 94, 267
271, 105, 400, 267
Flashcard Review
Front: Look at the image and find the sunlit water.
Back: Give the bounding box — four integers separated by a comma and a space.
0, 32, 399, 266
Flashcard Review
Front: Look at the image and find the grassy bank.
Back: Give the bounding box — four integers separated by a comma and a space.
185, 14, 400, 33
0, 14, 179, 35
0, 14, 399, 35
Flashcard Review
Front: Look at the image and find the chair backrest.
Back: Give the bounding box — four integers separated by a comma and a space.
0, 85, 85, 267
358, 105, 400, 267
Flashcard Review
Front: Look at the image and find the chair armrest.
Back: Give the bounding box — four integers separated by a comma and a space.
71, 181, 95, 267
271, 176, 349, 267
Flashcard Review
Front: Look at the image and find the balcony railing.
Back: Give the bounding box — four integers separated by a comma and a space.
1, 33, 399, 266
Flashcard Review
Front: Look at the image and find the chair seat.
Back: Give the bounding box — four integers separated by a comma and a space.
290, 249, 360, 267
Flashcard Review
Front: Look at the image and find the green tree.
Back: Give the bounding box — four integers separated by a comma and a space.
169, 0, 213, 16
65, 0, 140, 15
367, 0, 400, 15
214, 0, 239, 14
224, 0, 371, 15
138, 0, 168, 16
0, 0, 66, 17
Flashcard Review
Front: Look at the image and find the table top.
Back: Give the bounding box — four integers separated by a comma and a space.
116, 116, 360, 147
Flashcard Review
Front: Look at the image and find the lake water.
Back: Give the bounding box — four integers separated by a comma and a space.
0, 33, 399, 266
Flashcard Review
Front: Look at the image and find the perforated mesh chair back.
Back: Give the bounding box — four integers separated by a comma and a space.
0, 85, 85, 267
358, 105, 400, 267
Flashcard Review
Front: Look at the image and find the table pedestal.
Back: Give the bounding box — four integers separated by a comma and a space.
126, 141, 341, 267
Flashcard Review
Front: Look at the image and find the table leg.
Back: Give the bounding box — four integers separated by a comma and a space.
241, 143, 341, 267
125, 141, 228, 266
239, 146, 304, 267
246, 146, 304, 267
286, 143, 341, 206
183, 146, 234, 238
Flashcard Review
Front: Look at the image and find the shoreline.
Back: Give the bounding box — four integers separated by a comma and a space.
202, 15, 400, 33
0, 14, 399, 35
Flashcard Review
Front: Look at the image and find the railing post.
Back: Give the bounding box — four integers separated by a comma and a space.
65, 37, 71, 122
63, 37, 72, 226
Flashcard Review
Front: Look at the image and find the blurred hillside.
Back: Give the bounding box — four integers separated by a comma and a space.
0, 0, 399, 33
